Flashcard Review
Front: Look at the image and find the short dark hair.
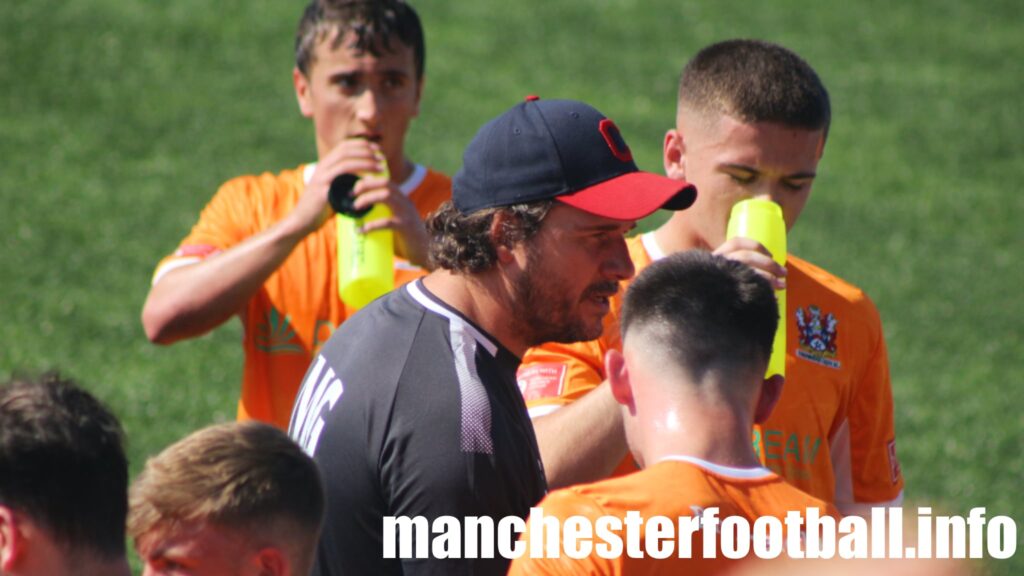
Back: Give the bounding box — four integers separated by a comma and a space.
295, 0, 426, 78
621, 251, 778, 383
0, 372, 128, 560
427, 200, 554, 273
128, 422, 325, 572
679, 39, 830, 133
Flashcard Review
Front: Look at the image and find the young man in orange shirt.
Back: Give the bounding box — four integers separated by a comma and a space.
141, 0, 450, 429
519, 40, 903, 514
129, 422, 324, 576
509, 252, 838, 575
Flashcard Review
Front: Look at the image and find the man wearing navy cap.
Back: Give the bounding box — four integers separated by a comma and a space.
289, 97, 695, 576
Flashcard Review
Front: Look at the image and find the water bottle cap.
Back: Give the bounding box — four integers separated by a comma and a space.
328, 174, 372, 218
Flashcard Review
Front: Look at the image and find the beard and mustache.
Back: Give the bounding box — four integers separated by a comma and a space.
507, 242, 620, 348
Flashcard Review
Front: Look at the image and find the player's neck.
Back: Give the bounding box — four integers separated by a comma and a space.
639, 405, 762, 470
421, 270, 528, 357
388, 155, 416, 185
653, 213, 708, 254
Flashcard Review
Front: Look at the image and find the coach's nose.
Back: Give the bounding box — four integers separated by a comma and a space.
602, 234, 635, 281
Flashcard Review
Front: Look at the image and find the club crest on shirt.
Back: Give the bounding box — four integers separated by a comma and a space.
795, 305, 841, 369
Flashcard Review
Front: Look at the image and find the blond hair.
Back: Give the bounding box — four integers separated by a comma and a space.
128, 422, 323, 566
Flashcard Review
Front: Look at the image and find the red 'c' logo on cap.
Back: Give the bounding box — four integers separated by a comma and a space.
599, 119, 633, 162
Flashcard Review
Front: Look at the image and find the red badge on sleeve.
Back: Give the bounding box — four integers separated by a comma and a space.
517, 363, 567, 402
175, 244, 220, 258
887, 439, 901, 484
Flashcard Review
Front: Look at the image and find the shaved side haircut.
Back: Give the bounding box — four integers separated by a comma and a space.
620, 251, 778, 385
678, 39, 831, 133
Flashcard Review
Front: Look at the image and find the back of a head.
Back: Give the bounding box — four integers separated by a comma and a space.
128, 421, 325, 572
295, 0, 426, 78
678, 39, 831, 132
620, 251, 778, 390
0, 372, 128, 561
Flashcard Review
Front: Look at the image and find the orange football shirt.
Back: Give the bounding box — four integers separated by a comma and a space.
518, 233, 904, 508
152, 164, 451, 429
508, 456, 840, 575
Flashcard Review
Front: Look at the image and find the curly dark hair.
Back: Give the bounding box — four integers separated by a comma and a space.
427, 200, 554, 274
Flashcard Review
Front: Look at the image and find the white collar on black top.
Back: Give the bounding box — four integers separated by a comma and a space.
405, 280, 499, 357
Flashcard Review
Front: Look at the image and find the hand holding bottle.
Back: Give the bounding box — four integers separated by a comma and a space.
727, 199, 787, 379
330, 164, 394, 311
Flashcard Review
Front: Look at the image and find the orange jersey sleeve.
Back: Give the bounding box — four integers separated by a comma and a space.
151, 165, 451, 430
151, 170, 281, 283
834, 292, 903, 507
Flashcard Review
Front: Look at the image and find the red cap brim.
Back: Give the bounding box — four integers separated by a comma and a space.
556, 172, 697, 221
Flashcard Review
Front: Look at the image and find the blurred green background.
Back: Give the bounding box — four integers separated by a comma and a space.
2, 0, 1021, 572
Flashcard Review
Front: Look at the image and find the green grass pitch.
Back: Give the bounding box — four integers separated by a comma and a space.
2, 1, 1021, 573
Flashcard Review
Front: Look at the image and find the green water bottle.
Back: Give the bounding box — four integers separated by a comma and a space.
727, 199, 786, 379
329, 166, 394, 310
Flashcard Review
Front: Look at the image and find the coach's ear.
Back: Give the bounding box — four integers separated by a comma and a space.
0, 506, 24, 571
754, 374, 785, 424
605, 349, 634, 411
490, 211, 519, 266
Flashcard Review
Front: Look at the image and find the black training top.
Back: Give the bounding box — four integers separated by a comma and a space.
289, 279, 547, 576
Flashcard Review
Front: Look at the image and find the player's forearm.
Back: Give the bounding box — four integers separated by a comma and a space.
142, 218, 311, 344
532, 382, 628, 489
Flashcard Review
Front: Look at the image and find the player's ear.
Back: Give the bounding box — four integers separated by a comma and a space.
294, 67, 314, 118
0, 506, 25, 571
754, 374, 785, 424
605, 349, 634, 410
663, 128, 686, 180
252, 545, 289, 576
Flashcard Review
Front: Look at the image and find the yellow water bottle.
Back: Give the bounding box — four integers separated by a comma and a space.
727, 199, 786, 379
329, 166, 394, 310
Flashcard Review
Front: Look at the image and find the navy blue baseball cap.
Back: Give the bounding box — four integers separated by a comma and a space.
452, 96, 696, 219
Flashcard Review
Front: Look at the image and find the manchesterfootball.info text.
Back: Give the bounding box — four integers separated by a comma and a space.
383, 507, 1017, 561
